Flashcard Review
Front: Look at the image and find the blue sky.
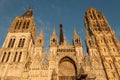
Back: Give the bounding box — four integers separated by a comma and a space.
0, 0, 120, 52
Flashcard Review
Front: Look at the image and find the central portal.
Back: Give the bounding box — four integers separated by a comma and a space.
58, 57, 77, 80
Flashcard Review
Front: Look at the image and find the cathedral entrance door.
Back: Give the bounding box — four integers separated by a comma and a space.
58, 57, 77, 80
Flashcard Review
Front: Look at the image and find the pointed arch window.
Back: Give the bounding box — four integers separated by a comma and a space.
26, 21, 30, 29
113, 48, 115, 52
11, 39, 15, 47
6, 52, 11, 62
109, 39, 112, 43
112, 72, 116, 77
98, 14, 101, 19
18, 21, 22, 29
13, 52, 18, 62
53, 38, 56, 42
92, 11, 96, 19
89, 11, 93, 19
8, 38, 16, 48
101, 39, 103, 43
18, 38, 25, 47
1, 52, 6, 62
8, 39, 12, 48
75, 39, 80, 44
90, 14, 93, 19
104, 48, 106, 52
23, 21, 27, 29
110, 63, 112, 69
89, 40, 91, 46
18, 52, 22, 62
75, 39, 78, 43
21, 38, 25, 47
39, 39, 42, 43
18, 39, 22, 47
52, 38, 57, 44
15, 20, 19, 30
98, 12, 104, 20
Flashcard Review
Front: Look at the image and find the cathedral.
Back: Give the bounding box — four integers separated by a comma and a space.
0, 7, 120, 80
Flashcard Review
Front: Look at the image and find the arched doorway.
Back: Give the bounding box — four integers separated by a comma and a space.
58, 56, 77, 80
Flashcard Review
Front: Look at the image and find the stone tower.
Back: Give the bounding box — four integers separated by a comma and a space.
84, 8, 120, 80
35, 29, 44, 56
0, 8, 36, 80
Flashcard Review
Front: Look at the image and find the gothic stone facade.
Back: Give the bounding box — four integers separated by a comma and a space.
0, 8, 120, 80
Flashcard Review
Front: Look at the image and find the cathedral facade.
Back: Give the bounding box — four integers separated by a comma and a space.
0, 8, 120, 80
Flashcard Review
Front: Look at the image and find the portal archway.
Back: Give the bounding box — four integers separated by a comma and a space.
58, 56, 77, 80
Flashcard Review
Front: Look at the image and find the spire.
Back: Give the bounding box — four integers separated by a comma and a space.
50, 28, 57, 38
50, 28, 58, 46
74, 27, 78, 37
22, 8, 33, 17
35, 29, 44, 47
39, 28, 43, 37
52, 27, 56, 36
74, 27, 80, 38
59, 21, 64, 45
73, 27, 81, 46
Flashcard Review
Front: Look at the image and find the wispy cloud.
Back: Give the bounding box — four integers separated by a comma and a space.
36, 17, 52, 49
37, 18, 46, 27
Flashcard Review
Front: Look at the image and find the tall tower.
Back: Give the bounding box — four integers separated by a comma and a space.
49, 28, 58, 63
35, 29, 44, 56
29, 29, 45, 80
49, 28, 58, 80
84, 8, 120, 80
59, 21, 64, 45
0, 8, 36, 80
73, 28, 84, 64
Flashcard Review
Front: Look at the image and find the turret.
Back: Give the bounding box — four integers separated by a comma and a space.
49, 28, 58, 71
73, 28, 82, 46
35, 29, 44, 47
35, 29, 44, 57
73, 28, 84, 64
50, 28, 58, 47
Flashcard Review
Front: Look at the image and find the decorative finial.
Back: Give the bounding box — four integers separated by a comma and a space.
74, 27, 79, 38
22, 8, 33, 17
52, 27, 56, 35
39, 28, 43, 37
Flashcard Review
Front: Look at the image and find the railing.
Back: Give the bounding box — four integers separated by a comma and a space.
57, 49, 75, 53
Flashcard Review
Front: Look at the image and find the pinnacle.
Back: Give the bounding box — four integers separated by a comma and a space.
52, 27, 56, 35
74, 27, 77, 35
39, 28, 43, 37
22, 8, 33, 17
51, 28, 57, 37
74, 27, 79, 37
